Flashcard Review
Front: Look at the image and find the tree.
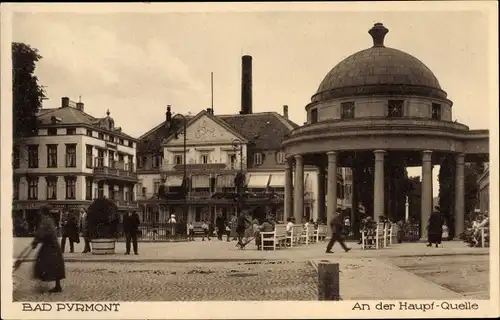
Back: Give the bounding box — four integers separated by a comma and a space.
12, 42, 46, 138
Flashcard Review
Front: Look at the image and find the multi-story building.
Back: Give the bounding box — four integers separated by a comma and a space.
477, 162, 489, 213
136, 56, 344, 226
12, 97, 139, 231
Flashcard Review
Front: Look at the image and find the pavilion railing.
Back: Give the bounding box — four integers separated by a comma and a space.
116, 222, 188, 241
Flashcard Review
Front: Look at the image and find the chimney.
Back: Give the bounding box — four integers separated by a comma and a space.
61, 97, 70, 108
241, 55, 253, 115
283, 105, 289, 119
76, 102, 84, 111
166, 105, 172, 130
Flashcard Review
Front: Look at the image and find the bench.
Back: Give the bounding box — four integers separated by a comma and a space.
383, 223, 396, 247
299, 225, 315, 246
361, 223, 385, 249
260, 224, 287, 251
480, 227, 489, 248
291, 225, 303, 246
285, 225, 300, 247
314, 225, 328, 243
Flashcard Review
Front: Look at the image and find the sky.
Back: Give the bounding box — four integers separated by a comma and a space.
11, 7, 495, 196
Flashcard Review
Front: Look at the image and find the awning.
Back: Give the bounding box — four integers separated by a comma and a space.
192, 175, 210, 188
217, 174, 235, 188
268, 174, 285, 188
247, 174, 270, 188
166, 176, 183, 187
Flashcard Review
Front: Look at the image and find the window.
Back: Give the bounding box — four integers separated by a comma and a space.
276, 152, 286, 164
65, 177, 76, 199
229, 154, 237, 168
137, 155, 143, 168
85, 177, 93, 200
153, 180, 161, 195
48, 128, 57, 136
86, 129, 93, 137
66, 128, 76, 135
109, 150, 115, 168
28, 145, 39, 168
254, 153, 263, 166
98, 132, 104, 139
432, 103, 442, 120
13, 146, 20, 169
84, 145, 93, 168
174, 155, 183, 165
119, 139, 124, 145
310, 108, 318, 124
47, 144, 58, 168
200, 154, 209, 164
118, 153, 124, 163
28, 178, 38, 200
388, 100, 404, 117
109, 135, 114, 143
128, 155, 134, 171
65, 144, 77, 167
46, 177, 57, 200
136, 182, 143, 197
128, 141, 133, 148
97, 182, 104, 198
13, 179, 19, 200
341, 102, 355, 119
96, 149, 104, 167
152, 155, 161, 168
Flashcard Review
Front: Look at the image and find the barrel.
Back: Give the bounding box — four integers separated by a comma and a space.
91, 239, 116, 255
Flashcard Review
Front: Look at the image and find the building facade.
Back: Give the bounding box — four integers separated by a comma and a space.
12, 97, 139, 231
477, 162, 490, 213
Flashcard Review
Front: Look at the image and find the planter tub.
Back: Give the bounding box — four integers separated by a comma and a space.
91, 239, 116, 255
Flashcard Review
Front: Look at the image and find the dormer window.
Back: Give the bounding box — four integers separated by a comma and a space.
388, 100, 404, 117
341, 102, 355, 119
432, 103, 442, 120
310, 109, 318, 124
254, 153, 263, 166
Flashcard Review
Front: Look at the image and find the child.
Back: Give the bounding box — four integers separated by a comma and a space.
225, 222, 231, 242
187, 221, 194, 241
201, 221, 210, 241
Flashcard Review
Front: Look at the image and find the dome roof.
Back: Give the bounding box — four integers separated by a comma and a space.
312, 23, 448, 103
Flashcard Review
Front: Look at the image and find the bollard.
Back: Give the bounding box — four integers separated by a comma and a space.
318, 262, 340, 301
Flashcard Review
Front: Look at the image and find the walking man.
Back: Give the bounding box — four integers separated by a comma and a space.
326, 209, 351, 253
215, 213, 225, 241
61, 210, 79, 253
123, 211, 140, 255
80, 208, 91, 253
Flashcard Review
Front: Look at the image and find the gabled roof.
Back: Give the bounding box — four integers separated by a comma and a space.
137, 109, 299, 153
162, 110, 248, 145
36, 106, 137, 141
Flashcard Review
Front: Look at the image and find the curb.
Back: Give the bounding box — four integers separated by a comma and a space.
14, 258, 271, 264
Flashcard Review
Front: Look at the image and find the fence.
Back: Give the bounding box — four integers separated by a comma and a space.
402, 223, 420, 242
116, 222, 189, 242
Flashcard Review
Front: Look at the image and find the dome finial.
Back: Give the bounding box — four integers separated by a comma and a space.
369, 23, 389, 47
106, 109, 110, 116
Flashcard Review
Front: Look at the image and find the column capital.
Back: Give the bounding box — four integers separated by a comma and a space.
374, 149, 386, 161
456, 153, 465, 164
294, 154, 302, 160
422, 150, 433, 162
327, 151, 337, 163
326, 151, 337, 156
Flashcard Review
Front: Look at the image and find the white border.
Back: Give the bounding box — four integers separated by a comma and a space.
1, 2, 498, 319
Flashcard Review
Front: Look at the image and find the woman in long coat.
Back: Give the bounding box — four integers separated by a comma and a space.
32, 206, 66, 292
427, 206, 443, 248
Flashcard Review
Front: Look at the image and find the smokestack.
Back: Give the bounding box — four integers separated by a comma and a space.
283, 105, 289, 119
241, 55, 253, 115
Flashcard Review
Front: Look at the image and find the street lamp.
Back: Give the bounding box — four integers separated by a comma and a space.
232, 138, 245, 216
172, 112, 188, 233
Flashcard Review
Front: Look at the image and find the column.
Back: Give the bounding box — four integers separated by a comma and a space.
326, 152, 338, 237
284, 158, 294, 221
373, 150, 386, 222
317, 166, 326, 223
420, 150, 433, 240
351, 167, 359, 238
454, 153, 465, 238
293, 155, 304, 223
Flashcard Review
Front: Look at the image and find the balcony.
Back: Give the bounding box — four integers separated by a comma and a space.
113, 199, 139, 209
161, 160, 247, 173
93, 158, 138, 182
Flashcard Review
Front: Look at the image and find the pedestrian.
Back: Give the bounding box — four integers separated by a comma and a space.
201, 220, 210, 241
236, 210, 250, 246
187, 221, 195, 241
230, 214, 238, 240
80, 209, 91, 253
215, 213, 225, 241
32, 206, 66, 293
427, 206, 443, 248
167, 214, 176, 239
60, 210, 79, 253
225, 221, 231, 242
123, 211, 140, 255
325, 209, 351, 253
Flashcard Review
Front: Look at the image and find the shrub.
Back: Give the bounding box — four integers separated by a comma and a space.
87, 198, 120, 239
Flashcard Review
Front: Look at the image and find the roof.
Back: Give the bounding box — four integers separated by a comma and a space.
137, 111, 298, 153
313, 23, 444, 103
36, 106, 137, 141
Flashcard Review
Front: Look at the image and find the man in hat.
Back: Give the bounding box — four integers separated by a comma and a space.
326, 208, 351, 253
123, 211, 140, 255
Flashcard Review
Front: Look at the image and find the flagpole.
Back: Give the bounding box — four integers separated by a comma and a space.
211, 72, 214, 113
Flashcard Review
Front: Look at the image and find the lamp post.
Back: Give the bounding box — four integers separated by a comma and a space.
232, 139, 245, 216
174, 113, 188, 232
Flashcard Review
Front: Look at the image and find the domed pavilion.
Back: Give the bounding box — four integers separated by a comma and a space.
281, 23, 489, 239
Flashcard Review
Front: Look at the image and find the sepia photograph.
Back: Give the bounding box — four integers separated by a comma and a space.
1, 2, 498, 319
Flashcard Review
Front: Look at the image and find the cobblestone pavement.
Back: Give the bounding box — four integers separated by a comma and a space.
384, 254, 490, 299
12, 261, 317, 301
